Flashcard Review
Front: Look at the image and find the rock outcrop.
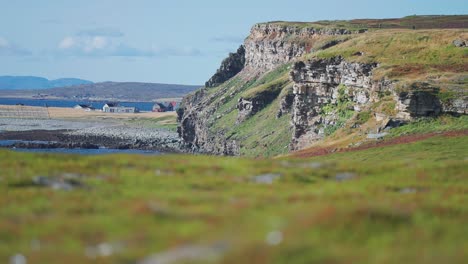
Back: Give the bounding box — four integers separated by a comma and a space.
289, 58, 467, 150
289, 57, 379, 149
205, 46, 245, 87
243, 23, 362, 73
178, 20, 467, 156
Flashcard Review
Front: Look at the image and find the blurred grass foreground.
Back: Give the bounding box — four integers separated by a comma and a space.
1, 133, 467, 263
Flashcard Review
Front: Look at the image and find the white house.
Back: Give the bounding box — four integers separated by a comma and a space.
103, 103, 138, 113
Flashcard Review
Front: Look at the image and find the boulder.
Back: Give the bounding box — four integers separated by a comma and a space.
453, 39, 466, 47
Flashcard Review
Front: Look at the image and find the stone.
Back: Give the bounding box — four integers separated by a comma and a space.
397, 84, 442, 117
33, 175, 83, 191
266, 230, 283, 245
335, 172, 356, 181
9, 254, 26, 264
352, 51, 364, 56
400, 187, 417, 194
384, 119, 406, 129
252, 173, 282, 184
85, 242, 123, 258
367, 132, 388, 139
138, 243, 228, 264
452, 39, 466, 47
375, 113, 387, 122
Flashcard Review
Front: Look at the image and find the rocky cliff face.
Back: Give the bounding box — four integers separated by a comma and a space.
243, 24, 360, 73
205, 46, 245, 87
178, 21, 467, 156
395, 82, 467, 119
289, 57, 379, 149
288, 57, 468, 150
178, 24, 362, 154
178, 81, 241, 155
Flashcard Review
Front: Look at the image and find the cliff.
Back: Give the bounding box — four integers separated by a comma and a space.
178, 16, 468, 157
205, 46, 245, 87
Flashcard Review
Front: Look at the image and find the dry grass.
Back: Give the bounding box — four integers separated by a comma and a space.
47, 107, 176, 120
313, 29, 468, 81
0, 105, 177, 120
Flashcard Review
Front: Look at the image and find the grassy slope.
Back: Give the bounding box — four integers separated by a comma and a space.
1, 134, 467, 263
208, 64, 293, 157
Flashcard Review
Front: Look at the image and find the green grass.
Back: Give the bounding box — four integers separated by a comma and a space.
0, 133, 467, 263
208, 65, 294, 157
232, 97, 292, 157
320, 85, 355, 136
388, 115, 468, 137
356, 111, 372, 125
125, 115, 178, 131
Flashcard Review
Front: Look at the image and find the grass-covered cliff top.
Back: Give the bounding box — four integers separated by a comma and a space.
313, 29, 468, 83
1, 132, 467, 263
257, 15, 468, 31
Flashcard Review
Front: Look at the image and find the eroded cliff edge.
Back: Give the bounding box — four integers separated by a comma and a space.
178, 17, 468, 156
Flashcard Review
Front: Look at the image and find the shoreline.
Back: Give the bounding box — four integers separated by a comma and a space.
0, 129, 182, 153
0, 108, 183, 153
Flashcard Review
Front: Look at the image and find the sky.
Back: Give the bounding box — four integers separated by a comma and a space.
0, 0, 466, 85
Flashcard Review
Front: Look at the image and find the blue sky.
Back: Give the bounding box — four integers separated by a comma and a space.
0, 0, 466, 85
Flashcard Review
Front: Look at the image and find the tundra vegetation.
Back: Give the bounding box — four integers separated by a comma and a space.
1, 132, 467, 263
1, 15, 467, 264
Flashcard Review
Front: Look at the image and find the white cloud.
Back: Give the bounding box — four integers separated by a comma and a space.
84, 36, 108, 52
56, 33, 202, 58
0, 37, 31, 56
59, 37, 75, 49
0, 37, 9, 47
58, 35, 110, 54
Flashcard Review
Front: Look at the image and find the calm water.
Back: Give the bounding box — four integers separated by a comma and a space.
15, 148, 161, 155
0, 140, 161, 155
0, 98, 156, 111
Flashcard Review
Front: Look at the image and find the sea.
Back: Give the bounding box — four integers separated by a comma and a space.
0, 98, 164, 154
0, 140, 161, 155
0, 98, 156, 111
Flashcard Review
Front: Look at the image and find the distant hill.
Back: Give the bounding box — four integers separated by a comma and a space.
0, 81, 201, 101
0, 76, 93, 90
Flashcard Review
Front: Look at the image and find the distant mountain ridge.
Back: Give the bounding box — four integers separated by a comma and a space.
0, 81, 201, 101
0, 76, 93, 90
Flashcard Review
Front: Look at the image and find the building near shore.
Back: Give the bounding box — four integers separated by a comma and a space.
152, 101, 179, 112
103, 103, 138, 113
